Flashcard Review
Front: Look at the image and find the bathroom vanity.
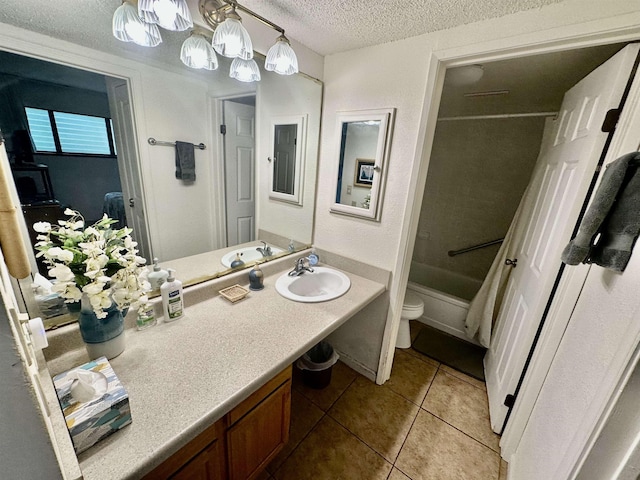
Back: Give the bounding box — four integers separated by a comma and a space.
38, 253, 386, 479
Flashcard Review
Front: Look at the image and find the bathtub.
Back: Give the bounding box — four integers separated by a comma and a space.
407, 262, 483, 346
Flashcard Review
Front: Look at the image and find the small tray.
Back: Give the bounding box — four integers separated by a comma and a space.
219, 284, 250, 303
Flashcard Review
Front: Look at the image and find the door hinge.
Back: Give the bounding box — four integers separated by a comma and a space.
601, 108, 620, 133
220, 124, 227, 135
504, 394, 516, 408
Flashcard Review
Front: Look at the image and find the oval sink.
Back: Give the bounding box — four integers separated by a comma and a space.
221, 246, 284, 268
275, 267, 351, 303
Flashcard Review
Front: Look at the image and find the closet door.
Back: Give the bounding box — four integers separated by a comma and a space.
484, 44, 640, 433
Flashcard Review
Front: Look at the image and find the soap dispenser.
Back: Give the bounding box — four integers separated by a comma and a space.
148, 257, 169, 290
230, 253, 245, 268
248, 264, 264, 291
160, 269, 184, 322
308, 246, 319, 266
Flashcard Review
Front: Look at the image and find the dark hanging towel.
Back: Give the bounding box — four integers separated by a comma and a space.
175, 141, 196, 182
561, 151, 640, 272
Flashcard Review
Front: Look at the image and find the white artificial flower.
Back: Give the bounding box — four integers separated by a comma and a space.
58, 250, 74, 263
64, 208, 77, 216
45, 247, 64, 260
33, 222, 51, 233
48, 264, 75, 282
83, 282, 106, 296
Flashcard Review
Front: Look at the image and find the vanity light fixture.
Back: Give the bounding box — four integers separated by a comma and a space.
180, 31, 219, 70
112, 0, 299, 82
229, 57, 261, 82
212, 4, 253, 60
112, 0, 162, 47
265, 34, 298, 76
138, 0, 193, 32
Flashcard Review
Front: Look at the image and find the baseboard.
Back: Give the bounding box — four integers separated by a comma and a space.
335, 348, 377, 383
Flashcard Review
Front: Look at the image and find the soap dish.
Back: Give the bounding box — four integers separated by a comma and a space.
219, 284, 249, 303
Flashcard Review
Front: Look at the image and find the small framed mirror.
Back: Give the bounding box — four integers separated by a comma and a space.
269, 114, 307, 205
330, 108, 395, 220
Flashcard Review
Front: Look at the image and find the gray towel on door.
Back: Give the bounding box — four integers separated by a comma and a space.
561, 151, 640, 272
175, 141, 196, 182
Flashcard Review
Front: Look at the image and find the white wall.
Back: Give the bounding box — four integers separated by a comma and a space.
256, 70, 322, 245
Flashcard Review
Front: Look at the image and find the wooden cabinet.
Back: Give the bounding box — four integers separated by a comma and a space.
144, 366, 291, 480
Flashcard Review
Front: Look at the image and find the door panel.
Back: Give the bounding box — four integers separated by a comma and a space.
224, 101, 256, 246
485, 44, 640, 432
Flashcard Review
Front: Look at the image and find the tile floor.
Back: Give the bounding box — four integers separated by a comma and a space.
262, 321, 508, 480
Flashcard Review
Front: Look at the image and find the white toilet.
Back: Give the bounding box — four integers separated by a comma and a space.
396, 290, 424, 348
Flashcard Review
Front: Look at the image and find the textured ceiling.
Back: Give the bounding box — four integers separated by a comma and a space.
0, 0, 566, 65
234, 0, 565, 55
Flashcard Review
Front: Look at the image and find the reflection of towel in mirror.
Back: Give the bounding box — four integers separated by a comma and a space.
561, 151, 640, 272
175, 141, 196, 182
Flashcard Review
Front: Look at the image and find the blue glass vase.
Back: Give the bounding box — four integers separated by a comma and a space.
78, 293, 125, 360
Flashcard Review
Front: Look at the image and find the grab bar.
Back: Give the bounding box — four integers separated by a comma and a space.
448, 238, 504, 257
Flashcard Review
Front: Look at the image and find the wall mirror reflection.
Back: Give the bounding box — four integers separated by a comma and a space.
331, 108, 395, 220
0, 46, 322, 328
269, 115, 306, 205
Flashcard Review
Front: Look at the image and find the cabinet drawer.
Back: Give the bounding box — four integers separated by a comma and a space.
226, 379, 291, 480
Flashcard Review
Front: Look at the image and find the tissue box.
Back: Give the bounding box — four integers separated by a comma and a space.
53, 356, 132, 454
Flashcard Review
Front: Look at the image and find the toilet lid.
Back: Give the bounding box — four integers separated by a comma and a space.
403, 291, 423, 309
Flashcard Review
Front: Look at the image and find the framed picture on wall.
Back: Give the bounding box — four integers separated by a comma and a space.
354, 159, 375, 187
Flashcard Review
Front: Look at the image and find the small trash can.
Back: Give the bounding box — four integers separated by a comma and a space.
296, 341, 339, 389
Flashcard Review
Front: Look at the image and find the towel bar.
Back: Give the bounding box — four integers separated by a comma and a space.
148, 138, 206, 150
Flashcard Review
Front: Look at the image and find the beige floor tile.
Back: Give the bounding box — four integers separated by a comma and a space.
273, 416, 392, 480
396, 411, 500, 480
328, 376, 419, 462
440, 364, 486, 391
386, 349, 438, 405
388, 467, 412, 480
499, 459, 508, 480
267, 390, 324, 473
422, 370, 500, 452
293, 360, 358, 411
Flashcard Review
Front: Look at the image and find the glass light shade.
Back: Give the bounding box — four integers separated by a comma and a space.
213, 18, 253, 60
265, 36, 299, 75
138, 0, 193, 31
180, 33, 218, 70
230, 58, 261, 83
113, 1, 162, 47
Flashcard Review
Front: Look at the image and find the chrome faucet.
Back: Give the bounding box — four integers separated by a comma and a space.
256, 241, 273, 258
288, 257, 314, 276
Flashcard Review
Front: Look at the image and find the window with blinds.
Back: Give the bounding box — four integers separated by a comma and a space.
24, 107, 116, 156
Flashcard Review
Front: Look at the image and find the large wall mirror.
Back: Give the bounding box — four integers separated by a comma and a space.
0, 8, 322, 326
331, 108, 395, 221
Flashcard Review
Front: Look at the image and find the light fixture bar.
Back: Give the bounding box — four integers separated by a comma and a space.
226, 1, 285, 34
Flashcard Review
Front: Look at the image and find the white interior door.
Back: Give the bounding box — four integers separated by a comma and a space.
485, 44, 640, 433
105, 77, 152, 261
223, 100, 256, 246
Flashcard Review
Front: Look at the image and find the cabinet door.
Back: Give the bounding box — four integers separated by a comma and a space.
227, 380, 291, 480
171, 439, 225, 480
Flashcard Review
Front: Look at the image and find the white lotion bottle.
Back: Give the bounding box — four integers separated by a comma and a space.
160, 269, 184, 322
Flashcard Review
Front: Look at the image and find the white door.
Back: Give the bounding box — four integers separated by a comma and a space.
105, 77, 152, 261
223, 100, 256, 246
485, 44, 640, 432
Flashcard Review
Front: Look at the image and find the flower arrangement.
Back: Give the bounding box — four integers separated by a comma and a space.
34, 209, 150, 319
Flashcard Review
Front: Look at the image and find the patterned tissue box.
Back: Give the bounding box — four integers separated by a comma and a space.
53, 356, 132, 454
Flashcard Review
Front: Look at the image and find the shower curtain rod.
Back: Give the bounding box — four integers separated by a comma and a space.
437, 111, 558, 122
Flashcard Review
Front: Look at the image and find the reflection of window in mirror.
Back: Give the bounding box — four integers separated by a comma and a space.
269, 115, 306, 205
331, 109, 395, 221
272, 124, 297, 195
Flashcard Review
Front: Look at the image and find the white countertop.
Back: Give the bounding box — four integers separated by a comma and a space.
40, 258, 386, 479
